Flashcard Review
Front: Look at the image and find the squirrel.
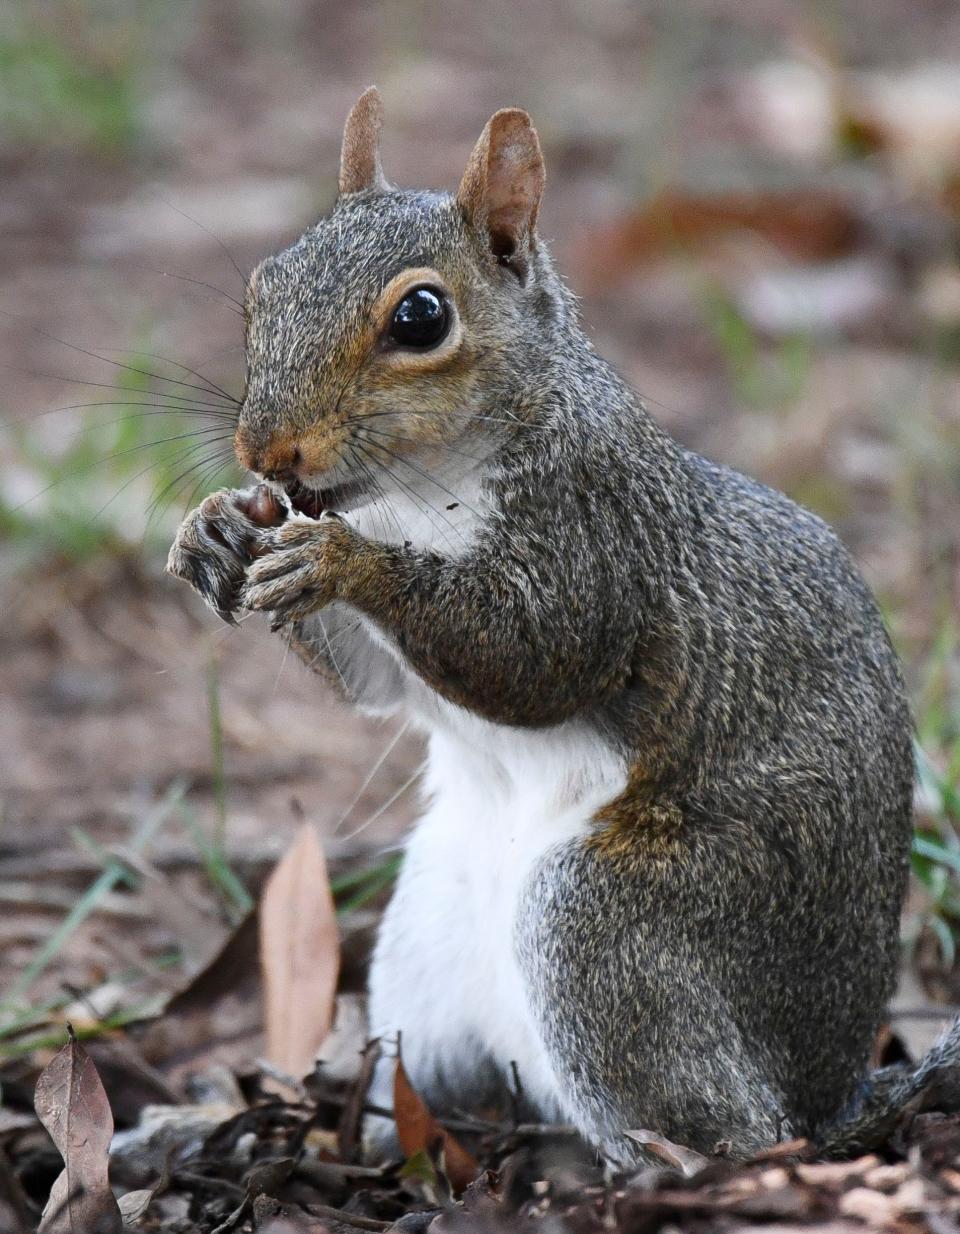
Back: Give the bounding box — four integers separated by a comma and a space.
167, 87, 960, 1163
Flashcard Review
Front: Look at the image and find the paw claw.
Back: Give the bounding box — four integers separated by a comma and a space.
167, 487, 271, 620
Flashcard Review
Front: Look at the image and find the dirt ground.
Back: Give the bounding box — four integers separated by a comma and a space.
2, 0, 960, 1084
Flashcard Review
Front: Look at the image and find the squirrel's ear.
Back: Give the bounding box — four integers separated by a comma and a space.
457, 109, 544, 271
339, 86, 388, 195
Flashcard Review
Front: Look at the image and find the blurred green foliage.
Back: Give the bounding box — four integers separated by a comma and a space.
0, 3, 147, 153
700, 281, 813, 409
0, 352, 240, 564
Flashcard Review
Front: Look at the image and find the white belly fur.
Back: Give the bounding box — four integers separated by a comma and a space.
367, 704, 626, 1118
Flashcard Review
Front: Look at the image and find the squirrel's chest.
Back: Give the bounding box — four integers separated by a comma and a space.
403, 723, 624, 1049
414, 713, 627, 922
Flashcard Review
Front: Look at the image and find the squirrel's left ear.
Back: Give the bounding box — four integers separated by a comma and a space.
339, 86, 389, 194
457, 109, 544, 274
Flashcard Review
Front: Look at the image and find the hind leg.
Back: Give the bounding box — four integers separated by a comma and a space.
516, 836, 790, 1161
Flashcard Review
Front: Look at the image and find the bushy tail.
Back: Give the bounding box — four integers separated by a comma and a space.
817, 1016, 960, 1158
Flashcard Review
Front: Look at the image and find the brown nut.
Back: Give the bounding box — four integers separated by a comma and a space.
242, 484, 287, 528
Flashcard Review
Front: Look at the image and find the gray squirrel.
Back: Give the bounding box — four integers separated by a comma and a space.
167, 87, 960, 1162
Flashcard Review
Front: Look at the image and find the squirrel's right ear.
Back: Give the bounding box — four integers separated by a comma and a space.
339, 86, 388, 195
457, 109, 544, 275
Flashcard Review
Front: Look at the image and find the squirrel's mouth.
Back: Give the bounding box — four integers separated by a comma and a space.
283, 476, 370, 518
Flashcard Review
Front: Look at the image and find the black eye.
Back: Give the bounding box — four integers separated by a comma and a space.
389, 287, 449, 348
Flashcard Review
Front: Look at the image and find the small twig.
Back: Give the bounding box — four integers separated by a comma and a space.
307, 1204, 389, 1231
339, 1037, 382, 1162
296, 1159, 388, 1187
362, 1099, 576, 1139
208, 1199, 248, 1234
170, 1170, 245, 1199
509, 1059, 525, 1129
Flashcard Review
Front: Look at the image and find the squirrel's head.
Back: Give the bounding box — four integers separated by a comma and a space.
235, 87, 567, 514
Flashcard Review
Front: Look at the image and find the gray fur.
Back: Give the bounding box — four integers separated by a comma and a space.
166, 151, 948, 1161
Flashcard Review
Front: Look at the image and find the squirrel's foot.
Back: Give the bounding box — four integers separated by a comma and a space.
166, 488, 271, 623
239, 514, 358, 628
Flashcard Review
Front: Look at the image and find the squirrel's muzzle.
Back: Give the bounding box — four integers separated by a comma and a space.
234, 425, 303, 481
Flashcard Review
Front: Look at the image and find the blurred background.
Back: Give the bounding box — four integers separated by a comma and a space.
2, 0, 960, 1054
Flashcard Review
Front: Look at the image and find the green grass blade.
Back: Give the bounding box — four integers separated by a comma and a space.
0, 781, 186, 1009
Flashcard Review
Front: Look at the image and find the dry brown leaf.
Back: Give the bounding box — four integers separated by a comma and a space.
838, 1184, 905, 1225
117, 1187, 156, 1227
259, 821, 340, 1079
137, 908, 263, 1085
34, 1034, 122, 1234
576, 189, 857, 293
393, 1054, 479, 1195
625, 1128, 710, 1176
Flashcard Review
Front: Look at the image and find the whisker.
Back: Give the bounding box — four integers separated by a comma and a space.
272, 630, 293, 696
145, 445, 236, 527
10, 426, 234, 513
316, 612, 350, 697
179, 450, 240, 513
354, 406, 547, 434
346, 443, 407, 544
335, 719, 412, 833
150, 192, 248, 290
352, 441, 467, 552
350, 422, 486, 465
94, 346, 242, 404
2, 370, 237, 413
0, 309, 240, 405
6, 402, 237, 434
356, 433, 482, 520
90, 441, 219, 524
127, 263, 246, 313
339, 762, 424, 842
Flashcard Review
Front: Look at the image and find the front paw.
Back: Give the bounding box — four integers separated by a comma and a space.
166, 488, 276, 623
239, 515, 357, 628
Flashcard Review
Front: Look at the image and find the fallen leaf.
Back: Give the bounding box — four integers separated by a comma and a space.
137, 909, 263, 1084
117, 1162, 168, 1226
117, 1187, 156, 1227
838, 1183, 904, 1225
33, 1033, 122, 1234
576, 189, 858, 293
393, 1054, 479, 1196
259, 822, 340, 1079
624, 1128, 710, 1177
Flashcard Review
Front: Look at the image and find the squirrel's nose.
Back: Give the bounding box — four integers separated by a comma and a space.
261, 455, 301, 483
236, 432, 303, 481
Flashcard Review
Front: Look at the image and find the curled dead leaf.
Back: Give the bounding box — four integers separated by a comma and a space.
393, 1054, 479, 1196
624, 1128, 710, 1177
34, 1034, 122, 1234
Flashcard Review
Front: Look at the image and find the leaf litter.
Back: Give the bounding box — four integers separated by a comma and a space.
0, 824, 958, 1231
